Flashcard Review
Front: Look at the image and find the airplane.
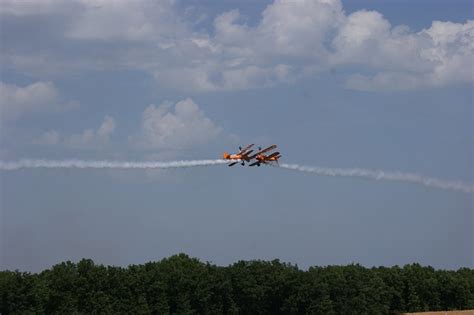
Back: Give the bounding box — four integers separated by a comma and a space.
249, 151, 281, 166
248, 145, 281, 167
223, 144, 255, 166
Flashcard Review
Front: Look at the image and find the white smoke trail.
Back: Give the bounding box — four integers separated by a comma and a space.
0, 159, 230, 171
277, 163, 474, 194
1, 159, 472, 193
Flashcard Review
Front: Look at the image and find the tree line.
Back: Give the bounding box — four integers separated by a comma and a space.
1, 254, 473, 314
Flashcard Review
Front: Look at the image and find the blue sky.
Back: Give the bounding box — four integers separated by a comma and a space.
0, 0, 472, 272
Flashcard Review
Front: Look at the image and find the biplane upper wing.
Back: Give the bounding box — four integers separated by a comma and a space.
248, 145, 277, 158
241, 149, 254, 158
239, 144, 254, 154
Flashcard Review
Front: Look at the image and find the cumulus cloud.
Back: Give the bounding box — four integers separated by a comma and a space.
1, 0, 472, 92
423, 21, 474, 85
155, 0, 343, 91
140, 98, 221, 149
332, 12, 474, 90
66, 115, 116, 147
33, 99, 221, 154
0, 81, 59, 120
236, 0, 343, 57
97, 115, 116, 141
36, 116, 116, 147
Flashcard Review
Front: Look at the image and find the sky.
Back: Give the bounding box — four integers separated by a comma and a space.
0, 0, 473, 272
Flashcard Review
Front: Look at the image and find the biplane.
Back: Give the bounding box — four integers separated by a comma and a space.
247, 145, 281, 167
248, 145, 281, 167
223, 144, 255, 166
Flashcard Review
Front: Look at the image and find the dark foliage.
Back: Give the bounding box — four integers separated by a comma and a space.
1, 254, 473, 314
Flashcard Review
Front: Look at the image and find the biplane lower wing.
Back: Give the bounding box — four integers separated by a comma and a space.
267, 152, 280, 159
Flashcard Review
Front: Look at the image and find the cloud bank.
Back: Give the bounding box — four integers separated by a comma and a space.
1, 0, 472, 92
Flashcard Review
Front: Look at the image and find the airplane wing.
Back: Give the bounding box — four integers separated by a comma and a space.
248, 145, 277, 158
239, 144, 254, 154
266, 152, 280, 159
248, 161, 260, 167
241, 149, 254, 157
228, 161, 239, 167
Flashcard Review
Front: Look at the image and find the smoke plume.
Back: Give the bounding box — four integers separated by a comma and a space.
0, 159, 229, 170
277, 163, 474, 194
1, 159, 472, 193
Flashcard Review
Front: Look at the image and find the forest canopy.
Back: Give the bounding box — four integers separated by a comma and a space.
1, 254, 473, 314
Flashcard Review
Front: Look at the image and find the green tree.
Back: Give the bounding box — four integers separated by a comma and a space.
1, 254, 473, 314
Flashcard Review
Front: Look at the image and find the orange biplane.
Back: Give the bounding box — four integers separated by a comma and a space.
248, 145, 281, 167
223, 144, 255, 166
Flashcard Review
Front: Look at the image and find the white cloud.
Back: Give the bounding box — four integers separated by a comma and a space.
67, 0, 186, 41
153, 0, 343, 91
66, 116, 116, 147
33, 98, 221, 154
332, 11, 392, 65
172, 0, 343, 91
256, 0, 344, 57
1, 0, 472, 92
0, 0, 73, 16
97, 115, 116, 140
0, 81, 59, 120
212, 0, 344, 58
140, 98, 221, 149
423, 20, 474, 85
331, 13, 474, 90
